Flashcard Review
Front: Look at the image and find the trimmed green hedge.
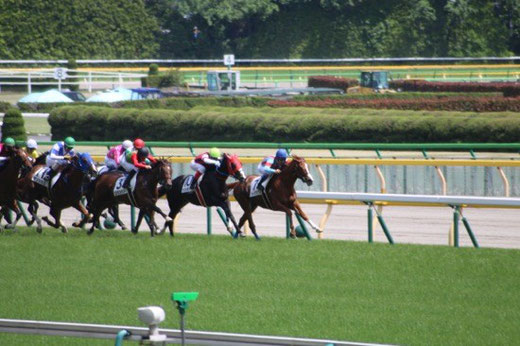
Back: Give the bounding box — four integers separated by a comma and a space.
1, 108, 27, 142
0, 101, 11, 112
49, 106, 520, 143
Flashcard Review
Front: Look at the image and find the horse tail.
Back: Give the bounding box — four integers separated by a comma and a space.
226, 182, 239, 190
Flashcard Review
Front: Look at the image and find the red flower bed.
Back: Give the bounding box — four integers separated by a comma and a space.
268, 96, 520, 112
390, 80, 520, 96
308, 76, 359, 90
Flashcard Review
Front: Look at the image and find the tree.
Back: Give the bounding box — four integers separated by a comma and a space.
1, 108, 27, 143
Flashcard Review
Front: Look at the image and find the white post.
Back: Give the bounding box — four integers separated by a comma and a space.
58, 78, 61, 91
88, 72, 92, 93
118, 73, 122, 88
28, 73, 31, 93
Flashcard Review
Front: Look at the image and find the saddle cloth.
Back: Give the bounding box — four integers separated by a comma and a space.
32, 167, 61, 189
250, 175, 272, 198
181, 174, 205, 194
113, 172, 138, 197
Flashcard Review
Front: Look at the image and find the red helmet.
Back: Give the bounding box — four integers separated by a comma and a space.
133, 138, 145, 149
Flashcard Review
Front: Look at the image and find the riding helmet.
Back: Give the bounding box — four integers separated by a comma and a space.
64, 136, 75, 148
275, 149, 288, 159
122, 139, 133, 149
3, 137, 15, 147
209, 147, 221, 159
134, 138, 145, 149
137, 147, 149, 158
26, 139, 38, 149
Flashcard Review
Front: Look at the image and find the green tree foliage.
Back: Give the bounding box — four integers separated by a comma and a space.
1, 108, 27, 142
0, 0, 158, 59
0, 0, 517, 59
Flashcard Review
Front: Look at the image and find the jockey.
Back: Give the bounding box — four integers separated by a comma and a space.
46, 136, 76, 173
122, 146, 157, 189
0, 137, 15, 166
190, 147, 221, 188
257, 148, 288, 191
105, 139, 133, 171
24, 139, 41, 162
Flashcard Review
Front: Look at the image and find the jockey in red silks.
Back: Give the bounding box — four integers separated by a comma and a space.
121, 146, 157, 189
0, 137, 16, 167
257, 149, 288, 191
104, 139, 133, 171
190, 147, 221, 188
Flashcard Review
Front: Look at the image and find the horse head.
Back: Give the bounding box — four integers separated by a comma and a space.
287, 155, 313, 186
222, 153, 245, 182
12, 147, 33, 170
73, 152, 97, 177
152, 159, 173, 189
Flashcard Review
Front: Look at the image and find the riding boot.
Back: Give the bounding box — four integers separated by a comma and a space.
258, 174, 268, 191
191, 171, 202, 189
123, 170, 136, 190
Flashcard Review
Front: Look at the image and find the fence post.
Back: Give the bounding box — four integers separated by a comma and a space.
285, 215, 290, 239
367, 205, 373, 243
295, 213, 312, 240
16, 201, 31, 226
27, 73, 31, 93
207, 207, 212, 235
453, 206, 459, 248
130, 206, 136, 231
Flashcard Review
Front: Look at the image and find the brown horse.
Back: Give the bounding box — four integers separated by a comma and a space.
232, 155, 321, 239
17, 152, 97, 233
82, 159, 172, 236
0, 147, 32, 230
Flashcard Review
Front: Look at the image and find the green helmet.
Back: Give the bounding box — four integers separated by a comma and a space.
3, 137, 15, 147
209, 147, 221, 159
64, 136, 75, 148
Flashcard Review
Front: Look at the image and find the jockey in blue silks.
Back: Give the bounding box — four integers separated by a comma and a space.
46, 136, 77, 174
257, 149, 288, 191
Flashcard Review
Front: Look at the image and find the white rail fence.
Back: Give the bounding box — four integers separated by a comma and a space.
0, 319, 386, 346
0, 69, 146, 93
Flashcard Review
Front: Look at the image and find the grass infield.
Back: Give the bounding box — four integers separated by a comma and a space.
0, 228, 519, 345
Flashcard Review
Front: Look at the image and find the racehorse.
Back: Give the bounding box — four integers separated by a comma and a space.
81, 159, 173, 236
0, 147, 32, 230
17, 152, 97, 233
159, 153, 245, 236
232, 155, 321, 239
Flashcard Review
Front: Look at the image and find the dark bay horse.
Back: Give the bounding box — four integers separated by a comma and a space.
81, 159, 172, 236
232, 155, 321, 239
159, 153, 245, 236
17, 152, 97, 233
0, 147, 32, 230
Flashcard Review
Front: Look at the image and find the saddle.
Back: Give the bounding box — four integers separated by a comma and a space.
181, 175, 207, 207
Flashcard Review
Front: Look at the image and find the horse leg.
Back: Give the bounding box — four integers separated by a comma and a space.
110, 205, 127, 230
132, 209, 146, 234
276, 204, 295, 238
28, 201, 42, 233
149, 204, 172, 235
43, 206, 67, 233
87, 207, 103, 235
292, 201, 321, 233
4, 200, 21, 230
146, 209, 157, 237
72, 200, 92, 228
216, 200, 242, 238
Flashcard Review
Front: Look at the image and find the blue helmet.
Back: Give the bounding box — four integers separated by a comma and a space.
275, 149, 288, 159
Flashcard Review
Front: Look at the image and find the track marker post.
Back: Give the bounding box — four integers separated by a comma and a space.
172, 292, 199, 346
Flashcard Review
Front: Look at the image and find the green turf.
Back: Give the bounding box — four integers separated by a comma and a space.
0, 228, 519, 345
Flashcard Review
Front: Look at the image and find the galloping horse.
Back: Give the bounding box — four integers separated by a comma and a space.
232, 155, 321, 239
17, 152, 97, 233
159, 153, 245, 236
0, 147, 32, 230
82, 159, 172, 236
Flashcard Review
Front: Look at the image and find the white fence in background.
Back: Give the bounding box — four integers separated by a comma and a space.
0, 69, 146, 93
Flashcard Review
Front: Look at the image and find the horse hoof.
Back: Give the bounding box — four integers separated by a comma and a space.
239, 232, 246, 238
72, 221, 80, 228
5, 224, 14, 230
121, 225, 127, 230
315, 228, 323, 233
87, 229, 94, 235
131, 229, 138, 234
36, 226, 42, 234
61, 226, 68, 234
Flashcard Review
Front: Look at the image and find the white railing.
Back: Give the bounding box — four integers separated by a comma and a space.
0, 69, 146, 93
0, 319, 386, 346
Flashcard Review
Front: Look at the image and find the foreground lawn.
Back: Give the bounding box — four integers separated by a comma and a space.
0, 228, 519, 345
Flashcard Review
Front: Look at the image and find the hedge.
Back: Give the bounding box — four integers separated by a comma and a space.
389, 80, 520, 96
268, 96, 520, 112
0, 101, 11, 112
49, 106, 520, 143
292, 92, 503, 101
308, 76, 359, 90
1, 108, 27, 142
